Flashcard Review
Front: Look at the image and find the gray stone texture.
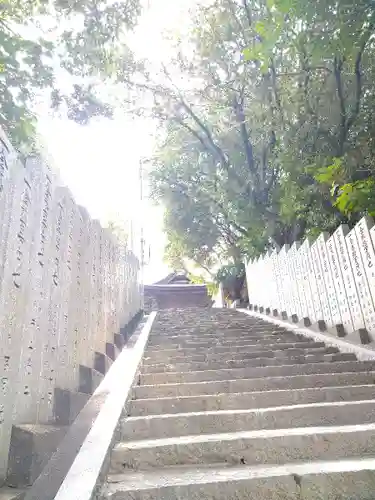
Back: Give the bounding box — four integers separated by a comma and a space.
104, 308, 375, 499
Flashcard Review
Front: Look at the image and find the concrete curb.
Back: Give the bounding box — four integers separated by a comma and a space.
239, 309, 375, 361
23, 312, 157, 500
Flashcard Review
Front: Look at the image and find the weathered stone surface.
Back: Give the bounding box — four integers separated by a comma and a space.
133, 370, 375, 399
111, 423, 375, 471
130, 384, 375, 416
123, 400, 375, 441
140, 360, 375, 385
6, 424, 67, 487
106, 309, 375, 500
78, 365, 104, 394
53, 388, 90, 425
104, 460, 375, 500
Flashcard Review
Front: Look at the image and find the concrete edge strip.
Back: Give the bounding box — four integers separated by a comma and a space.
239, 309, 375, 361
24, 311, 157, 500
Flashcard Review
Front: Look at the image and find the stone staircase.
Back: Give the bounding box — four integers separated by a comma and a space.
98, 308, 375, 499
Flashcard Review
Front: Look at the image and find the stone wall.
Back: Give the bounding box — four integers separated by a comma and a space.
0, 127, 141, 480
245, 217, 375, 346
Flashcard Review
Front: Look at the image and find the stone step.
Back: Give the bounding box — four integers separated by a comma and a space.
148, 328, 288, 341
129, 384, 375, 416
134, 370, 375, 399
139, 360, 375, 385
123, 400, 375, 440
146, 334, 306, 350
6, 423, 68, 487
141, 352, 356, 374
110, 423, 375, 472
147, 333, 284, 346
0, 488, 26, 500
142, 346, 339, 365
144, 341, 327, 361
103, 458, 375, 499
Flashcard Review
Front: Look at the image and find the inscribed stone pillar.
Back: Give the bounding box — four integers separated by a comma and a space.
77, 207, 93, 367
299, 238, 317, 323
326, 233, 354, 334
13, 158, 56, 423
346, 226, 375, 338
278, 245, 290, 315
271, 250, 281, 313
0, 131, 16, 292
333, 225, 364, 333
290, 242, 304, 319
311, 238, 333, 327
38, 188, 74, 421
355, 216, 375, 311
316, 232, 341, 327
0, 159, 34, 479
64, 205, 83, 390
90, 221, 101, 353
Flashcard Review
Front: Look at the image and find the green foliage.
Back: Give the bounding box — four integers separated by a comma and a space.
140, 0, 375, 272
188, 274, 218, 297
0, 0, 141, 149
215, 263, 246, 285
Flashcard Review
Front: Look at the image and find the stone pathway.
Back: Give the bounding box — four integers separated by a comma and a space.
102, 309, 375, 499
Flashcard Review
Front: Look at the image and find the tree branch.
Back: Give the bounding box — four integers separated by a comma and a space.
346, 17, 375, 132
333, 56, 347, 154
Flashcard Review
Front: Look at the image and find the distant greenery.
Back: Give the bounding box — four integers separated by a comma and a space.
1, 0, 141, 149
144, 0, 375, 272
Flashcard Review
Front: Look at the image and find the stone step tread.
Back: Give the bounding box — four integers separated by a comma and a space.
122, 400, 375, 440
141, 353, 356, 373
103, 458, 375, 499
147, 335, 306, 348
117, 422, 375, 450
140, 360, 375, 385
130, 383, 375, 412
0, 488, 25, 500
125, 399, 375, 423
144, 341, 326, 356
110, 422, 375, 472
147, 333, 290, 343
134, 370, 375, 399
142, 346, 339, 365
149, 331, 287, 341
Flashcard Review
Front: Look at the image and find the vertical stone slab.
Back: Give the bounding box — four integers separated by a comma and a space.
100, 229, 108, 344
13, 158, 56, 423
0, 130, 16, 291
333, 225, 364, 333
90, 221, 101, 353
355, 216, 375, 310
0, 160, 34, 480
97, 227, 106, 351
252, 257, 261, 308
299, 238, 316, 323
278, 245, 290, 316
326, 233, 353, 334
38, 188, 74, 421
77, 207, 93, 367
346, 226, 375, 339
285, 243, 299, 318
316, 232, 342, 328
311, 238, 333, 327
64, 204, 83, 391
270, 250, 281, 313
291, 242, 305, 319
110, 237, 120, 336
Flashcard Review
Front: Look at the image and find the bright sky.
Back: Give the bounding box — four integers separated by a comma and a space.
36, 0, 201, 284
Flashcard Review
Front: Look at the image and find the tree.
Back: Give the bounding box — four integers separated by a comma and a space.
143, 0, 375, 270
0, 0, 141, 149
